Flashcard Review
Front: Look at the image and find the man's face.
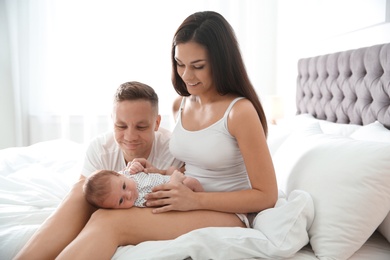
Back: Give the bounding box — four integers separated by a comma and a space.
112, 100, 160, 163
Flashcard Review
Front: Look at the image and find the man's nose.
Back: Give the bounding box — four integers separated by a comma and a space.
124, 128, 137, 139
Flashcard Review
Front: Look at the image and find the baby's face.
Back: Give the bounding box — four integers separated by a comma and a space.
101, 174, 138, 209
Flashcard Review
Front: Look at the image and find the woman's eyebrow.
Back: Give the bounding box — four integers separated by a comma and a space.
175, 57, 206, 64
190, 59, 206, 64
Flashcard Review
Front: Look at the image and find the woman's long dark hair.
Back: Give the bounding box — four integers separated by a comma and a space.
171, 11, 268, 137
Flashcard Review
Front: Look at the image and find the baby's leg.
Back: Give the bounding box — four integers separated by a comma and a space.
169, 170, 186, 183
183, 177, 204, 192
169, 170, 204, 192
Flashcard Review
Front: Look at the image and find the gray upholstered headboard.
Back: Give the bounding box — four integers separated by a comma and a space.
296, 43, 390, 129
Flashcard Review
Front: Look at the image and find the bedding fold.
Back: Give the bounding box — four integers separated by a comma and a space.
113, 190, 314, 260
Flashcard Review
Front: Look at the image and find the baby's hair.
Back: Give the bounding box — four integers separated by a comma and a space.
83, 170, 120, 208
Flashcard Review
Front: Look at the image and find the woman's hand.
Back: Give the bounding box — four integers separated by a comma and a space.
145, 182, 200, 213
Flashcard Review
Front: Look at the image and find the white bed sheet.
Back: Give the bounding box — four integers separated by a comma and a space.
1, 138, 389, 260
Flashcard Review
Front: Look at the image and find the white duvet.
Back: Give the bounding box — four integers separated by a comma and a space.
0, 139, 317, 260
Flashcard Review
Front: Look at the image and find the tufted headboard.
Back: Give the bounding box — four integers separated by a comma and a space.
296, 43, 390, 129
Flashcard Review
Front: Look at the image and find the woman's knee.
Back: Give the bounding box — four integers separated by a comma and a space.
88, 209, 137, 245
89, 209, 130, 231
90, 209, 118, 224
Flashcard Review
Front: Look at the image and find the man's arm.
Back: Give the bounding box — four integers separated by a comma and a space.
14, 176, 97, 260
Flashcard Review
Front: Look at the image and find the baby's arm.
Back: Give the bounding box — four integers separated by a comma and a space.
127, 161, 145, 174
127, 159, 183, 175
169, 170, 204, 192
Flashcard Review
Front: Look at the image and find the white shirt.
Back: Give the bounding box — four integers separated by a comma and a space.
82, 128, 183, 178
170, 97, 251, 192
122, 171, 171, 207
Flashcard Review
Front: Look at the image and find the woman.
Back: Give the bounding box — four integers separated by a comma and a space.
56, 11, 277, 259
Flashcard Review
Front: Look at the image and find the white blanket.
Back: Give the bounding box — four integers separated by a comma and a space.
0, 140, 314, 260
114, 190, 314, 260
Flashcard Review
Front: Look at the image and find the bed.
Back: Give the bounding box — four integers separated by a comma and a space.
1, 42, 390, 260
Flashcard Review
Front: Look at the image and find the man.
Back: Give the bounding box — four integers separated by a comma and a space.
15, 81, 182, 260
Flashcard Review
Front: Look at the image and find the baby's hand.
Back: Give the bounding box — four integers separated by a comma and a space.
127, 161, 145, 174
128, 158, 163, 174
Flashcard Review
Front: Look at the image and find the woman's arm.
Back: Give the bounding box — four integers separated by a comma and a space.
225, 98, 278, 211
14, 175, 97, 260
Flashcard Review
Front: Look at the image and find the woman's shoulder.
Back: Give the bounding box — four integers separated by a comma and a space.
228, 97, 253, 111
227, 97, 258, 123
226, 98, 265, 139
172, 96, 183, 119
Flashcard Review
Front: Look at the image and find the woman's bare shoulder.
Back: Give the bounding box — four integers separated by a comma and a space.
230, 98, 255, 114
228, 98, 262, 133
172, 96, 183, 121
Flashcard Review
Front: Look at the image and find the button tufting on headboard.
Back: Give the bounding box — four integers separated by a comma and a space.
296, 43, 390, 129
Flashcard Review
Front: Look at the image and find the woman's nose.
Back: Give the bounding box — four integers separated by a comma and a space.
181, 68, 193, 81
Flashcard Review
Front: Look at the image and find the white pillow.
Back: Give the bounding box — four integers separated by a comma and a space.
277, 113, 318, 131
318, 120, 362, 136
273, 123, 390, 259
350, 120, 390, 142
349, 120, 390, 243
272, 123, 324, 193
278, 113, 362, 136
267, 114, 315, 157
267, 124, 291, 156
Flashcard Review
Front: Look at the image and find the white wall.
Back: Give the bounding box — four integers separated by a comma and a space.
274, 0, 390, 118
1, 0, 389, 148
0, 0, 16, 149
0, 0, 278, 148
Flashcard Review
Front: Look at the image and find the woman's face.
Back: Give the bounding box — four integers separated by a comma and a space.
101, 174, 139, 209
174, 42, 214, 96
112, 100, 160, 163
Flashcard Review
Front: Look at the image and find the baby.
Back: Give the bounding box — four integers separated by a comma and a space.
83, 164, 203, 209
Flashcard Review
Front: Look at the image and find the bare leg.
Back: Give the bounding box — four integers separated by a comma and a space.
14, 177, 96, 260
57, 207, 244, 260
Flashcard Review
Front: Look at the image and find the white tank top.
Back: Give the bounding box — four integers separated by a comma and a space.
170, 97, 251, 192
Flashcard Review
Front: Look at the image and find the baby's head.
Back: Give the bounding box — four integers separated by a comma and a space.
83, 170, 138, 209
